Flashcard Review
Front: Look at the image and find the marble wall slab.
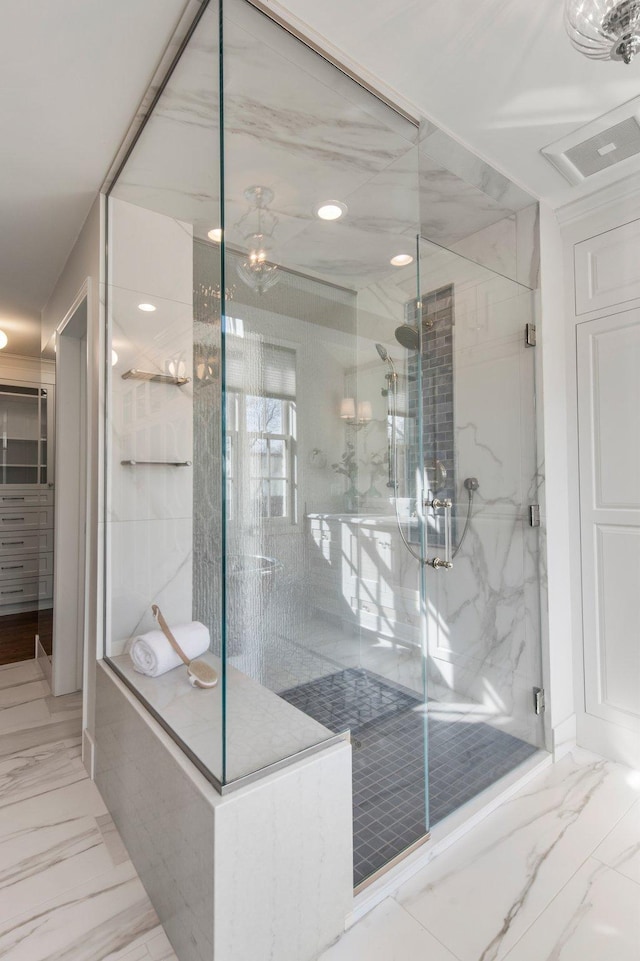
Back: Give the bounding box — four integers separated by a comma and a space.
107, 199, 194, 652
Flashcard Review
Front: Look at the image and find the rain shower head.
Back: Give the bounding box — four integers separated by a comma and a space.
394, 324, 420, 351
375, 343, 389, 362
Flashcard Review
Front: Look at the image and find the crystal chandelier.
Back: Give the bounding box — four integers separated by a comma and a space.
565, 0, 640, 63
235, 185, 280, 294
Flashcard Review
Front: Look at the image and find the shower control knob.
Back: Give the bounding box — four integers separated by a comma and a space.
429, 557, 453, 570
426, 497, 452, 510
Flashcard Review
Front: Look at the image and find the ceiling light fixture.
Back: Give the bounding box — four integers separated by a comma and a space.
138, 303, 157, 312
0, 331, 7, 350
390, 254, 414, 267
207, 228, 223, 243
235, 185, 279, 295
315, 201, 347, 221
565, 0, 640, 63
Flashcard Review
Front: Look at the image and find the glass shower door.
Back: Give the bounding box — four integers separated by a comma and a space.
419, 237, 544, 830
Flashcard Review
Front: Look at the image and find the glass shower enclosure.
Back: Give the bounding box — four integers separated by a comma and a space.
103, 0, 543, 891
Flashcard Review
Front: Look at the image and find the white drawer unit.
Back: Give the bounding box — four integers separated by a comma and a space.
0, 490, 54, 508
0, 486, 54, 614
0, 576, 53, 606
0, 551, 53, 583
0, 528, 54, 557
0, 507, 53, 531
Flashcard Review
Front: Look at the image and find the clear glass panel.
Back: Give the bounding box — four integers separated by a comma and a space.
104, 3, 224, 783
220, 0, 428, 884
0, 385, 40, 485
419, 235, 543, 829
101, 0, 544, 894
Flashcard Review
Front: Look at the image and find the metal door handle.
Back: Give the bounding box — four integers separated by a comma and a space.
424, 497, 453, 571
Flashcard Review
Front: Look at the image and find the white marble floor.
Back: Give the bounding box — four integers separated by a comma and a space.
319, 748, 640, 961
0, 658, 178, 961
2, 657, 639, 961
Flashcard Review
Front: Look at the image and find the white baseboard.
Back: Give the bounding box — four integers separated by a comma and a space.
552, 714, 577, 761
82, 729, 96, 780
577, 712, 640, 769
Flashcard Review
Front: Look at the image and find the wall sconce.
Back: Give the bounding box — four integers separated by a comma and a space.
340, 398, 372, 430
194, 345, 219, 384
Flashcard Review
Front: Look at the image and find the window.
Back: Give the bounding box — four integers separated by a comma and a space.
247, 395, 296, 520
225, 340, 297, 524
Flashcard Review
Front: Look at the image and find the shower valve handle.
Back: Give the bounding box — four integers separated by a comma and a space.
425, 497, 453, 571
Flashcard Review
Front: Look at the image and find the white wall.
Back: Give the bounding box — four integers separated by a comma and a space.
41, 196, 103, 771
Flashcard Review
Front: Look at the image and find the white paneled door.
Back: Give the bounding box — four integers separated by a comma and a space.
577, 309, 640, 734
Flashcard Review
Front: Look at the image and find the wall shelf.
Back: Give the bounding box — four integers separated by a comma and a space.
121, 369, 191, 386
121, 459, 192, 467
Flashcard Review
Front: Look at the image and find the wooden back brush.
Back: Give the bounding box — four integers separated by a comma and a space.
152, 604, 218, 689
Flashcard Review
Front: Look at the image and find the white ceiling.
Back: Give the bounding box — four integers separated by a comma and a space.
274, 0, 640, 205
1, 0, 638, 356
0, 0, 193, 356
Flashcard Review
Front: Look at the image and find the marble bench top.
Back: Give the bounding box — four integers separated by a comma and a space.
110, 652, 338, 785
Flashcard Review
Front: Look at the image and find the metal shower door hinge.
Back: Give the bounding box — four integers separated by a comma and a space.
525, 323, 537, 347
529, 504, 541, 527
533, 687, 545, 715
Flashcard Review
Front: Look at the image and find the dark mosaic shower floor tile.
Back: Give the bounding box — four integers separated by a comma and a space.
281, 667, 419, 733
281, 668, 538, 888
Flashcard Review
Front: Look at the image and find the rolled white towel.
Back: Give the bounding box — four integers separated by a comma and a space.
128, 621, 210, 677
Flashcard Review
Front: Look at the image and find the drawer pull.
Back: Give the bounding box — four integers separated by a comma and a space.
1, 564, 23, 571
1, 496, 24, 502
1, 588, 24, 595
2, 517, 24, 523
1, 540, 24, 546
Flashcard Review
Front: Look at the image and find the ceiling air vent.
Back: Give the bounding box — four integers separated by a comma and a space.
542, 97, 640, 185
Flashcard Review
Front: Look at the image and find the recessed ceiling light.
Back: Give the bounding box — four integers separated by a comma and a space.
207, 228, 223, 243
0, 331, 7, 350
390, 254, 413, 267
111, 350, 118, 367
315, 201, 347, 221
138, 303, 156, 312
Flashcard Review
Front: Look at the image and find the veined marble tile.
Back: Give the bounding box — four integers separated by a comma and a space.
0, 739, 85, 810
0, 860, 159, 961
0, 696, 50, 736
397, 750, 640, 961
0, 717, 82, 758
44, 691, 83, 716
0, 814, 115, 925
116, 946, 149, 961
0, 659, 44, 687
0, 778, 107, 841
593, 799, 640, 885
145, 927, 179, 960
0, 678, 49, 709
318, 897, 458, 961
501, 858, 640, 961
109, 517, 193, 647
